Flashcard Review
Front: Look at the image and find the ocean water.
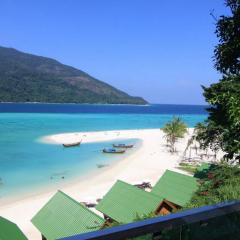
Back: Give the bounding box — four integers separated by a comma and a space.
0, 104, 207, 200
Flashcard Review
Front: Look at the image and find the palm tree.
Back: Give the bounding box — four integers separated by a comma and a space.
162, 117, 187, 153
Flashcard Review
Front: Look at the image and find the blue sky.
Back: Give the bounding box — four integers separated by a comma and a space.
0, 0, 228, 104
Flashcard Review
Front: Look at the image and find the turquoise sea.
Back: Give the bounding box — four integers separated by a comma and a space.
0, 104, 207, 200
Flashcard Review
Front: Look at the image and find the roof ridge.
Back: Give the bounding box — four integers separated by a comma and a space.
116, 180, 161, 200
116, 180, 142, 190
56, 190, 104, 221
149, 191, 164, 199
117, 180, 148, 192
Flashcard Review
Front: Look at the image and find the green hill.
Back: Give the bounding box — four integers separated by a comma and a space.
0, 46, 147, 104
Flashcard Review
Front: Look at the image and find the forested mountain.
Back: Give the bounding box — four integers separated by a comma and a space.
0, 46, 147, 104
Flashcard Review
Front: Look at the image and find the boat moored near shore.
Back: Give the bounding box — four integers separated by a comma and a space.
63, 141, 81, 147
102, 148, 126, 154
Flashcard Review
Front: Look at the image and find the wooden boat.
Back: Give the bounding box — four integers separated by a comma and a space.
113, 143, 134, 148
102, 148, 125, 154
63, 141, 81, 147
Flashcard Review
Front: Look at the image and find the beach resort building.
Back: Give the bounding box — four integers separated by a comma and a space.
31, 171, 199, 239
31, 191, 105, 240
0, 216, 27, 240
96, 180, 173, 224
151, 170, 199, 207
96, 171, 199, 224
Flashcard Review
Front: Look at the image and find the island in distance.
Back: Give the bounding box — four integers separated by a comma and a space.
0, 46, 147, 105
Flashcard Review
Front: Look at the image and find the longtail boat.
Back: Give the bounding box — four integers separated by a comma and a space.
113, 143, 134, 148
102, 148, 125, 154
63, 141, 81, 147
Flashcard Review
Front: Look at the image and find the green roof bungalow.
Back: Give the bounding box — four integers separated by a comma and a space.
96, 180, 172, 224
0, 216, 28, 240
151, 170, 199, 207
31, 191, 105, 240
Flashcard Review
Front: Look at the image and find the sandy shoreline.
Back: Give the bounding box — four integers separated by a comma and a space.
0, 128, 194, 240
40, 129, 145, 144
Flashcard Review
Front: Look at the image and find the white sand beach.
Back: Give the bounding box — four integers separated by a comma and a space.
0, 128, 210, 240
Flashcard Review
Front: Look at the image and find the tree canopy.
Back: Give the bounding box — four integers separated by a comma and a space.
186, 164, 240, 208
198, 0, 240, 162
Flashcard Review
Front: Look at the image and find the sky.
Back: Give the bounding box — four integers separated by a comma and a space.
0, 0, 229, 104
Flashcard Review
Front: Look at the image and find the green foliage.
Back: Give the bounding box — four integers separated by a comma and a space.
162, 117, 187, 152
0, 46, 147, 104
214, 0, 240, 74
198, 0, 240, 162
134, 212, 157, 221
185, 164, 240, 209
203, 76, 240, 159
